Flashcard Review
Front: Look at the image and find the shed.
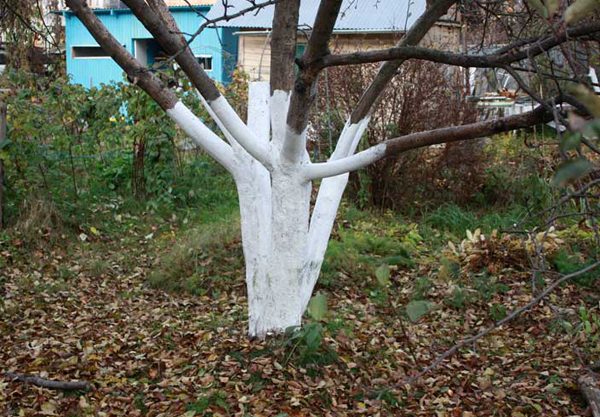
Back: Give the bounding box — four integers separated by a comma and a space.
63, 1, 238, 87
205, 0, 461, 81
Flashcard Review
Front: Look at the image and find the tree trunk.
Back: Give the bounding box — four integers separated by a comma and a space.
235, 83, 315, 338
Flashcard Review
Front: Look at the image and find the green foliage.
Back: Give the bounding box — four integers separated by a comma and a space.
489, 303, 508, 321
0, 70, 239, 239
321, 212, 419, 288
406, 300, 435, 322
552, 158, 594, 187
472, 271, 510, 301
187, 390, 229, 416
307, 292, 328, 321
411, 276, 433, 300
445, 286, 470, 309
551, 249, 599, 287
283, 322, 338, 369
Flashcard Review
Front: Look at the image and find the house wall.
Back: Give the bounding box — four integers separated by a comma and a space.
236, 24, 461, 82
65, 7, 237, 88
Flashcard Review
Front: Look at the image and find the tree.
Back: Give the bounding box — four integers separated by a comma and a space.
63, 0, 600, 338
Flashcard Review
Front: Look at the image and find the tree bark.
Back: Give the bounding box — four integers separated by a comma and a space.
4, 372, 91, 391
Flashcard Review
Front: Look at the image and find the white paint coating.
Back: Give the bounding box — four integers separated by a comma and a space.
209, 96, 273, 169
169, 91, 378, 338
238, 82, 274, 337
305, 143, 387, 180
270, 90, 290, 154
302, 117, 372, 308
248, 82, 271, 142
166, 101, 235, 173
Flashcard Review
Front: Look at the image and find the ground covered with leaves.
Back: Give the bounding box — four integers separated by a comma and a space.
1, 205, 599, 417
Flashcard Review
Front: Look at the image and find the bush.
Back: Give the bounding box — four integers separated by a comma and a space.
312, 60, 480, 210
0, 69, 241, 236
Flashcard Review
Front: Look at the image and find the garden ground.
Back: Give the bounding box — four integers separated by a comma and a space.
1, 201, 598, 416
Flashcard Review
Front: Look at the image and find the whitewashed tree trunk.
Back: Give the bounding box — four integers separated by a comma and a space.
234, 84, 318, 337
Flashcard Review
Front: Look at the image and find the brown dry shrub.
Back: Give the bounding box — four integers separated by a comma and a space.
14, 196, 64, 244
311, 60, 482, 211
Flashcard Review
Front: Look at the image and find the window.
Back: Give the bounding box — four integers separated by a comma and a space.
72, 46, 110, 59
196, 55, 213, 71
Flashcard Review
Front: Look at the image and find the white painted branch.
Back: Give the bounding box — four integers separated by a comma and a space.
196, 91, 239, 149
281, 126, 308, 164
248, 82, 271, 142
236, 82, 273, 337
330, 117, 371, 159
304, 143, 387, 180
302, 118, 371, 308
208, 96, 273, 169
166, 101, 236, 174
270, 90, 291, 154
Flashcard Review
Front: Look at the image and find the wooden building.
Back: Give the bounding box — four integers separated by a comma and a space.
206, 0, 462, 82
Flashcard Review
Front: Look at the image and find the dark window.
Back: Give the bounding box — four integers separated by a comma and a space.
197, 56, 213, 71
72, 46, 110, 58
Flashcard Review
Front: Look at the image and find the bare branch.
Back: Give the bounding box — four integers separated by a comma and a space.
4, 372, 91, 391
305, 104, 553, 180
270, 0, 300, 93
121, 0, 221, 101
65, 0, 236, 172
400, 261, 600, 387
322, 21, 600, 69
282, 0, 343, 163
121, 0, 272, 168
350, 0, 458, 124
181, 0, 279, 56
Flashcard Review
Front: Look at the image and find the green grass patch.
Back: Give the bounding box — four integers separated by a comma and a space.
148, 213, 243, 295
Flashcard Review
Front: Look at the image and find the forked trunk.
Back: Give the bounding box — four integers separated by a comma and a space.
229, 83, 369, 338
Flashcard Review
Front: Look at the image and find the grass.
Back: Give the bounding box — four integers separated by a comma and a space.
148, 213, 243, 295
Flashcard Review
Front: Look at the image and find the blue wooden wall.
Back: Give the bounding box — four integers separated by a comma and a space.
64, 6, 238, 88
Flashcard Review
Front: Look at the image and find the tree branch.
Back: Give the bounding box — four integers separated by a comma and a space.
281, 0, 343, 163
120, 0, 272, 169
305, 105, 553, 180
349, 0, 458, 125
270, 0, 300, 94
321, 21, 600, 69
400, 261, 600, 387
4, 372, 91, 391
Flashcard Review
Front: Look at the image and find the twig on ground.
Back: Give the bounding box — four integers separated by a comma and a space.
396, 261, 600, 388
4, 372, 91, 391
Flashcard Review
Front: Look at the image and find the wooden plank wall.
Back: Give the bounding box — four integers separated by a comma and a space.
237, 25, 461, 81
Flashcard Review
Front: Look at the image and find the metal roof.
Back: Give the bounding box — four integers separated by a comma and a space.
205, 0, 426, 33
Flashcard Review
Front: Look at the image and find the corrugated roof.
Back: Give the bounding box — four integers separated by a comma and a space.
205, 0, 426, 33
164, 0, 215, 5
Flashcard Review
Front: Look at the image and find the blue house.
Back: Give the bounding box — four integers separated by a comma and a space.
63, 2, 238, 88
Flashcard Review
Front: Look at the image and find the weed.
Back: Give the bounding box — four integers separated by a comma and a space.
489, 303, 507, 321
551, 249, 599, 287
187, 390, 229, 415
283, 322, 338, 368
411, 276, 433, 300
87, 259, 111, 278
472, 271, 509, 301
445, 286, 470, 309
